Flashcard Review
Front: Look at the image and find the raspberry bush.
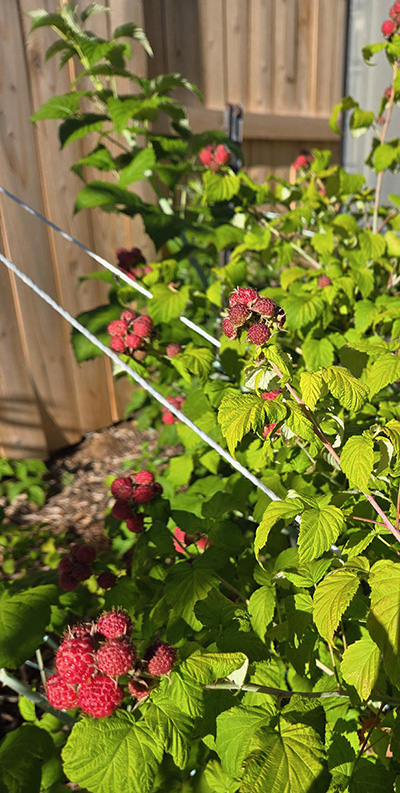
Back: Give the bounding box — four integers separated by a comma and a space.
1, 3, 400, 793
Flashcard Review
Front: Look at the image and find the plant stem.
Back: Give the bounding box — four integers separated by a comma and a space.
0, 668, 75, 727
372, 63, 398, 234
204, 681, 346, 699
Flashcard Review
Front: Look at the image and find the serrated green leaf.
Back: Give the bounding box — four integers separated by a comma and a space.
385, 230, 400, 256
373, 143, 399, 173
166, 667, 204, 718
264, 346, 292, 383
71, 303, 121, 363
285, 400, 316, 442
384, 419, 400, 456
165, 563, 218, 630
248, 587, 275, 640
74, 180, 143, 214
299, 371, 323, 410
322, 366, 369, 412
173, 344, 215, 384
359, 229, 386, 259
368, 560, 400, 687
31, 91, 88, 122
254, 499, 303, 560
145, 697, 194, 769
204, 760, 239, 793
182, 651, 247, 684
59, 114, 108, 148
313, 569, 360, 643
298, 505, 345, 563
204, 171, 240, 202
215, 706, 272, 777
113, 22, 153, 56
311, 228, 334, 256
147, 284, 190, 324
340, 635, 380, 700
340, 435, 374, 492
218, 393, 267, 457
119, 147, 156, 187
0, 585, 57, 668
349, 108, 375, 137
0, 724, 53, 793
363, 353, 400, 398
348, 758, 394, 793
362, 41, 387, 64
282, 294, 324, 332
302, 338, 334, 371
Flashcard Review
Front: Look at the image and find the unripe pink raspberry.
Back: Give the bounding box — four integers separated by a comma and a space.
145, 641, 176, 676
162, 411, 175, 425
112, 500, 133, 521
74, 545, 97, 565
197, 535, 210, 550
56, 638, 95, 684
73, 562, 92, 583
318, 275, 332, 288
133, 484, 155, 503
247, 323, 271, 346
214, 144, 230, 165
128, 679, 149, 700
107, 319, 128, 337
110, 336, 126, 353
120, 309, 137, 325
263, 423, 277, 438
133, 317, 153, 338
293, 154, 308, 170
221, 318, 237, 340
199, 146, 213, 166
261, 389, 282, 401
166, 343, 181, 358
229, 287, 258, 307
46, 675, 78, 710
59, 572, 79, 591
252, 297, 277, 317
382, 19, 396, 35
125, 333, 142, 350
96, 610, 132, 639
78, 674, 124, 718
58, 556, 73, 574
111, 477, 134, 500
135, 470, 154, 485
126, 514, 144, 533
97, 571, 117, 590
96, 638, 136, 676
228, 304, 252, 327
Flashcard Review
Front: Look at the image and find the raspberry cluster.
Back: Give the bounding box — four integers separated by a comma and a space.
58, 544, 97, 591
116, 247, 153, 281
293, 151, 314, 171
222, 287, 285, 346
111, 469, 162, 533
172, 527, 210, 554
107, 310, 154, 362
382, 3, 400, 35
45, 610, 176, 718
199, 144, 231, 170
161, 395, 186, 424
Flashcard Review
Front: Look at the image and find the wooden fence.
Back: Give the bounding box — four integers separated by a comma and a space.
0, 0, 347, 458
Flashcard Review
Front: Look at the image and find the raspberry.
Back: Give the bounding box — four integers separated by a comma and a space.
229, 287, 258, 307
96, 610, 132, 639
173, 527, 187, 554
153, 482, 163, 496
117, 247, 145, 268
263, 423, 277, 438
199, 146, 213, 166
96, 638, 136, 676
59, 573, 79, 591
120, 309, 137, 325
97, 571, 117, 590
166, 343, 181, 358
168, 395, 185, 408
111, 477, 134, 500
261, 389, 282, 401
126, 515, 144, 533
221, 318, 237, 340
390, 2, 400, 20
73, 562, 92, 582
293, 154, 308, 170
318, 275, 332, 288
133, 484, 155, 503
58, 556, 73, 574
112, 500, 133, 521
384, 87, 392, 99
67, 623, 93, 640
78, 674, 124, 718
252, 297, 277, 317
107, 320, 128, 337
125, 333, 142, 350
144, 265, 153, 274
214, 144, 230, 165
133, 317, 153, 338
229, 304, 252, 326
247, 323, 271, 345
46, 675, 78, 710
56, 638, 95, 684
382, 19, 396, 35
197, 535, 210, 550
135, 470, 154, 485
110, 336, 126, 353
74, 545, 97, 565
128, 680, 149, 700
145, 641, 176, 676
162, 411, 175, 425
133, 349, 147, 362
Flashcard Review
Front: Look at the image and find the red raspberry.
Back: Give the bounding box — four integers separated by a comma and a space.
96, 610, 132, 639
221, 318, 237, 340
173, 527, 187, 554
197, 535, 210, 550
59, 573, 79, 591
293, 154, 308, 170
78, 674, 124, 718
169, 396, 185, 408
46, 675, 78, 710
74, 545, 97, 565
111, 477, 134, 500
133, 317, 153, 338
209, 159, 220, 172
247, 323, 271, 345
97, 571, 117, 590
126, 515, 144, 533
263, 423, 277, 438
162, 411, 175, 425
58, 556, 73, 573
128, 679, 149, 700
135, 470, 154, 485
107, 319, 128, 337
318, 275, 332, 288
229, 287, 258, 307
133, 484, 155, 503
125, 333, 142, 350
199, 146, 213, 166
110, 336, 126, 353
214, 144, 230, 165
120, 309, 137, 325
382, 19, 396, 35
96, 638, 136, 676
252, 297, 277, 317
384, 86, 392, 99
145, 641, 176, 676
112, 500, 133, 521
390, 2, 400, 20
56, 638, 95, 684
67, 623, 93, 640
261, 389, 282, 401
117, 247, 146, 268
376, 115, 385, 125
73, 562, 92, 582
228, 304, 252, 326
166, 343, 181, 358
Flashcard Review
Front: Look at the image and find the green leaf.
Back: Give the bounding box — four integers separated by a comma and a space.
0, 585, 57, 668
248, 587, 276, 640
74, 180, 142, 214
182, 651, 247, 684
322, 366, 369, 412
299, 371, 323, 410
285, 400, 315, 442
329, 95, 358, 134
384, 419, 400, 456
62, 712, 163, 793
385, 230, 400, 256
298, 504, 345, 563
72, 145, 116, 176
218, 393, 267, 457
362, 41, 387, 64
59, 114, 108, 148
348, 758, 394, 793
363, 353, 400, 398
119, 147, 156, 187
340, 635, 380, 700
349, 108, 375, 137
264, 346, 292, 383
373, 143, 399, 172
0, 724, 53, 793
368, 560, 400, 687
173, 345, 215, 384
28, 11, 69, 35
302, 338, 334, 370
282, 294, 324, 332
254, 499, 303, 560
71, 303, 122, 363
165, 563, 218, 630
204, 760, 239, 793
145, 697, 194, 769
354, 300, 377, 333
215, 706, 272, 778
30, 91, 88, 121
359, 229, 386, 259
313, 569, 360, 643
166, 668, 204, 718
311, 229, 334, 256
113, 22, 153, 56
147, 284, 190, 324
340, 435, 374, 492
204, 171, 240, 202
81, 3, 109, 23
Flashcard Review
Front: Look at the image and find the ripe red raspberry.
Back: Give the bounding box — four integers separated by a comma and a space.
128, 679, 149, 700
46, 675, 78, 710
125, 333, 142, 350
120, 309, 137, 325
135, 470, 155, 485
133, 317, 153, 338
228, 304, 252, 327
261, 389, 282, 401
67, 623, 93, 640
247, 323, 271, 345
56, 638, 95, 684
166, 343, 181, 358
96, 638, 136, 676
382, 19, 396, 35
78, 674, 124, 718
117, 247, 146, 268
252, 297, 277, 317
390, 2, 400, 20
293, 154, 308, 170
162, 411, 175, 425
59, 573, 79, 591
199, 146, 214, 166
110, 336, 126, 353
214, 144, 230, 165
74, 545, 97, 565
112, 500, 133, 521
318, 275, 332, 288
229, 287, 258, 307
169, 395, 185, 408
133, 484, 155, 503
107, 319, 128, 337
111, 477, 134, 500
96, 610, 132, 639
126, 514, 144, 533
221, 318, 237, 340
58, 556, 73, 574
263, 423, 277, 438
73, 562, 92, 582
97, 571, 117, 590
145, 641, 176, 676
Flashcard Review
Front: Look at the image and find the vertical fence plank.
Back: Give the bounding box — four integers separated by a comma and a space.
225, 0, 249, 105
273, 0, 297, 113
248, 0, 274, 113
197, 0, 226, 108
